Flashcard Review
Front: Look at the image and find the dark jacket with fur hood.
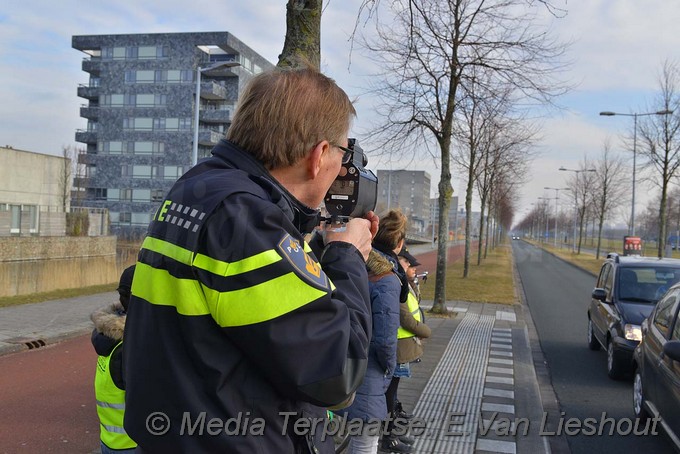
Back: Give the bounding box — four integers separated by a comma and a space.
343, 249, 404, 422
91, 302, 127, 389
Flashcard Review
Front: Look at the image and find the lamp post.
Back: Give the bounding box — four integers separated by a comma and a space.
538, 197, 551, 243
545, 187, 569, 248
192, 60, 240, 166
599, 109, 674, 235
559, 167, 596, 252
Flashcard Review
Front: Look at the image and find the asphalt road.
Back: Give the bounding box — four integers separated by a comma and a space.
513, 240, 675, 454
0, 334, 99, 453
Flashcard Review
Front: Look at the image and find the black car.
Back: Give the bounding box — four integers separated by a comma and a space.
633, 284, 680, 449
587, 253, 680, 379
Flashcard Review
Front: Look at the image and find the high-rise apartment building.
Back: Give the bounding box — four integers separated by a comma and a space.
376, 170, 431, 233
72, 32, 273, 236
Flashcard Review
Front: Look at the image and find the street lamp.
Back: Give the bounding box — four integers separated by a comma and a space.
538, 197, 552, 243
545, 187, 569, 248
559, 167, 596, 252
599, 109, 674, 235
192, 60, 240, 166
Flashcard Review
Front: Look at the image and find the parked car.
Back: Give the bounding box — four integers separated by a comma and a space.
633, 284, 680, 450
587, 252, 680, 379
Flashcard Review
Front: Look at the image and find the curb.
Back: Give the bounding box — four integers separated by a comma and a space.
0, 327, 91, 357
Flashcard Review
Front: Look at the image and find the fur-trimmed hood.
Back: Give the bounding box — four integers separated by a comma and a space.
91, 302, 126, 342
366, 249, 397, 276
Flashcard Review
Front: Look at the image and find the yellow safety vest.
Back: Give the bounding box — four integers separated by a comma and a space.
94, 342, 136, 450
397, 291, 422, 339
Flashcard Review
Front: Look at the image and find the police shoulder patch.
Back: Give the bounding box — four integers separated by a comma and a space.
277, 234, 329, 290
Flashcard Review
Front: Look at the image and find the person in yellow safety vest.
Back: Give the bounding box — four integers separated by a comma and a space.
393, 250, 431, 415
91, 265, 137, 453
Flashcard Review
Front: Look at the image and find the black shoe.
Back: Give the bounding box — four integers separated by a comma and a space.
379, 436, 414, 453
394, 402, 414, 420
399, 434, 415, 445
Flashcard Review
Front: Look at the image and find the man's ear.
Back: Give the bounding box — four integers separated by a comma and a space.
307, 141, 329, 179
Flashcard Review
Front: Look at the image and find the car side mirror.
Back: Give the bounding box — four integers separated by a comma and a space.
591, 288, 607, 302
663, 340, 680, 362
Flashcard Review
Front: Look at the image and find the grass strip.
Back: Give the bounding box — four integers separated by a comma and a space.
0, 284, 117, 309
420, 244, 515, 305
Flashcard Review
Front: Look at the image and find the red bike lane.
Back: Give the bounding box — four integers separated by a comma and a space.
0, 335, 99, 453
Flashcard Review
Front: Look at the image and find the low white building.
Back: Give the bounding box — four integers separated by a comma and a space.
0, 145, 70, 236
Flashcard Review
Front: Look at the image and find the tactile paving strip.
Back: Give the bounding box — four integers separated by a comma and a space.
412, 312, 495, 453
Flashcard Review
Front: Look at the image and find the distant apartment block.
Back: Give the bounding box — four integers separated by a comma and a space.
72, 32, 273, 236
431, 196, 483, 239
376, 170, 431, 233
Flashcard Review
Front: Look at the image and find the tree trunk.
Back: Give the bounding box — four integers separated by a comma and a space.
432, 141, 453, 314
596, 212, 605, 260
477, 195, 486, 266
659, 178, 669, 258
463, 165, 475, 278
278, 0, 321, 69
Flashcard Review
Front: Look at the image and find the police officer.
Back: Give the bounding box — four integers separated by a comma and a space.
123, 67, 378, 453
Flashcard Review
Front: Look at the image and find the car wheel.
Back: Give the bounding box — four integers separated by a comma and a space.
633, 368, 649, 421
607, 340, 625, 380
587, 319, 601, 351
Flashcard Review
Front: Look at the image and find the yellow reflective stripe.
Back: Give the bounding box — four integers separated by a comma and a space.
142, 236, 193, 265
205, 272, 327, 327
132, 262, 209, 316
192, 249, 282, 277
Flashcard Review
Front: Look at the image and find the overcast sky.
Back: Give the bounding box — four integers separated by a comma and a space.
1, 1, 679, 225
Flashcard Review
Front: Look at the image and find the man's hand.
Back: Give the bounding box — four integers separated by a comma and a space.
325, 212, 379, 261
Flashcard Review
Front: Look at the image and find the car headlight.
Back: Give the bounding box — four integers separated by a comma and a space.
624, 324, 642, 342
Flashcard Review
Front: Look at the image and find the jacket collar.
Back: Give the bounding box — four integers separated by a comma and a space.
210, 140, 321, 234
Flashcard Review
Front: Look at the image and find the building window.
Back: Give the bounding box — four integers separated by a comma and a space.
163, 165, 184, 180
133, 141, 164, 155
132, 165, 154, 179
28, 206, 39, 233
124, 118, 153, 130
151, 189, 165, 202
131, 212, 151, 225
88, 188, 107, 200
132, 189, 151, 202
10, 204, 21, 234
138, 46, 157, 59
113, 47, 126, 59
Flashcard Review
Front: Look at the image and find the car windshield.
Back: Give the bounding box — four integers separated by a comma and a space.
618, 266, 680, 303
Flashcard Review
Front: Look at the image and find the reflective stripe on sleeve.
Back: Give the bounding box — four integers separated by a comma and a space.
205, 272, 328, 327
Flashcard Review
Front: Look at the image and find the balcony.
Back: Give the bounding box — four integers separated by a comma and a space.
77, 153, 97, 165
77, 84, 99, 100
73, 176, 92, 188
75, 130, 98, 144
198, 129, 223, 146
200, 81, 227, 100
199, 108, 231, 124
80, 105, 99, 120
82, 57, 101, 75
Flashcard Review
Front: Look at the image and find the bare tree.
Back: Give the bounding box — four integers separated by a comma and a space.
58, 145, 75, 212
637, 60, 680, 258
591, 140, 627, 259
357, 0, 568, 313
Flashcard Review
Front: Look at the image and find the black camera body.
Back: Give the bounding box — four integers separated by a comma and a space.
323, 138, 377, 223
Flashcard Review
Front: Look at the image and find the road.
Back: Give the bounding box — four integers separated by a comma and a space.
513, 240, 675, 454
0, 335, 99, 453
